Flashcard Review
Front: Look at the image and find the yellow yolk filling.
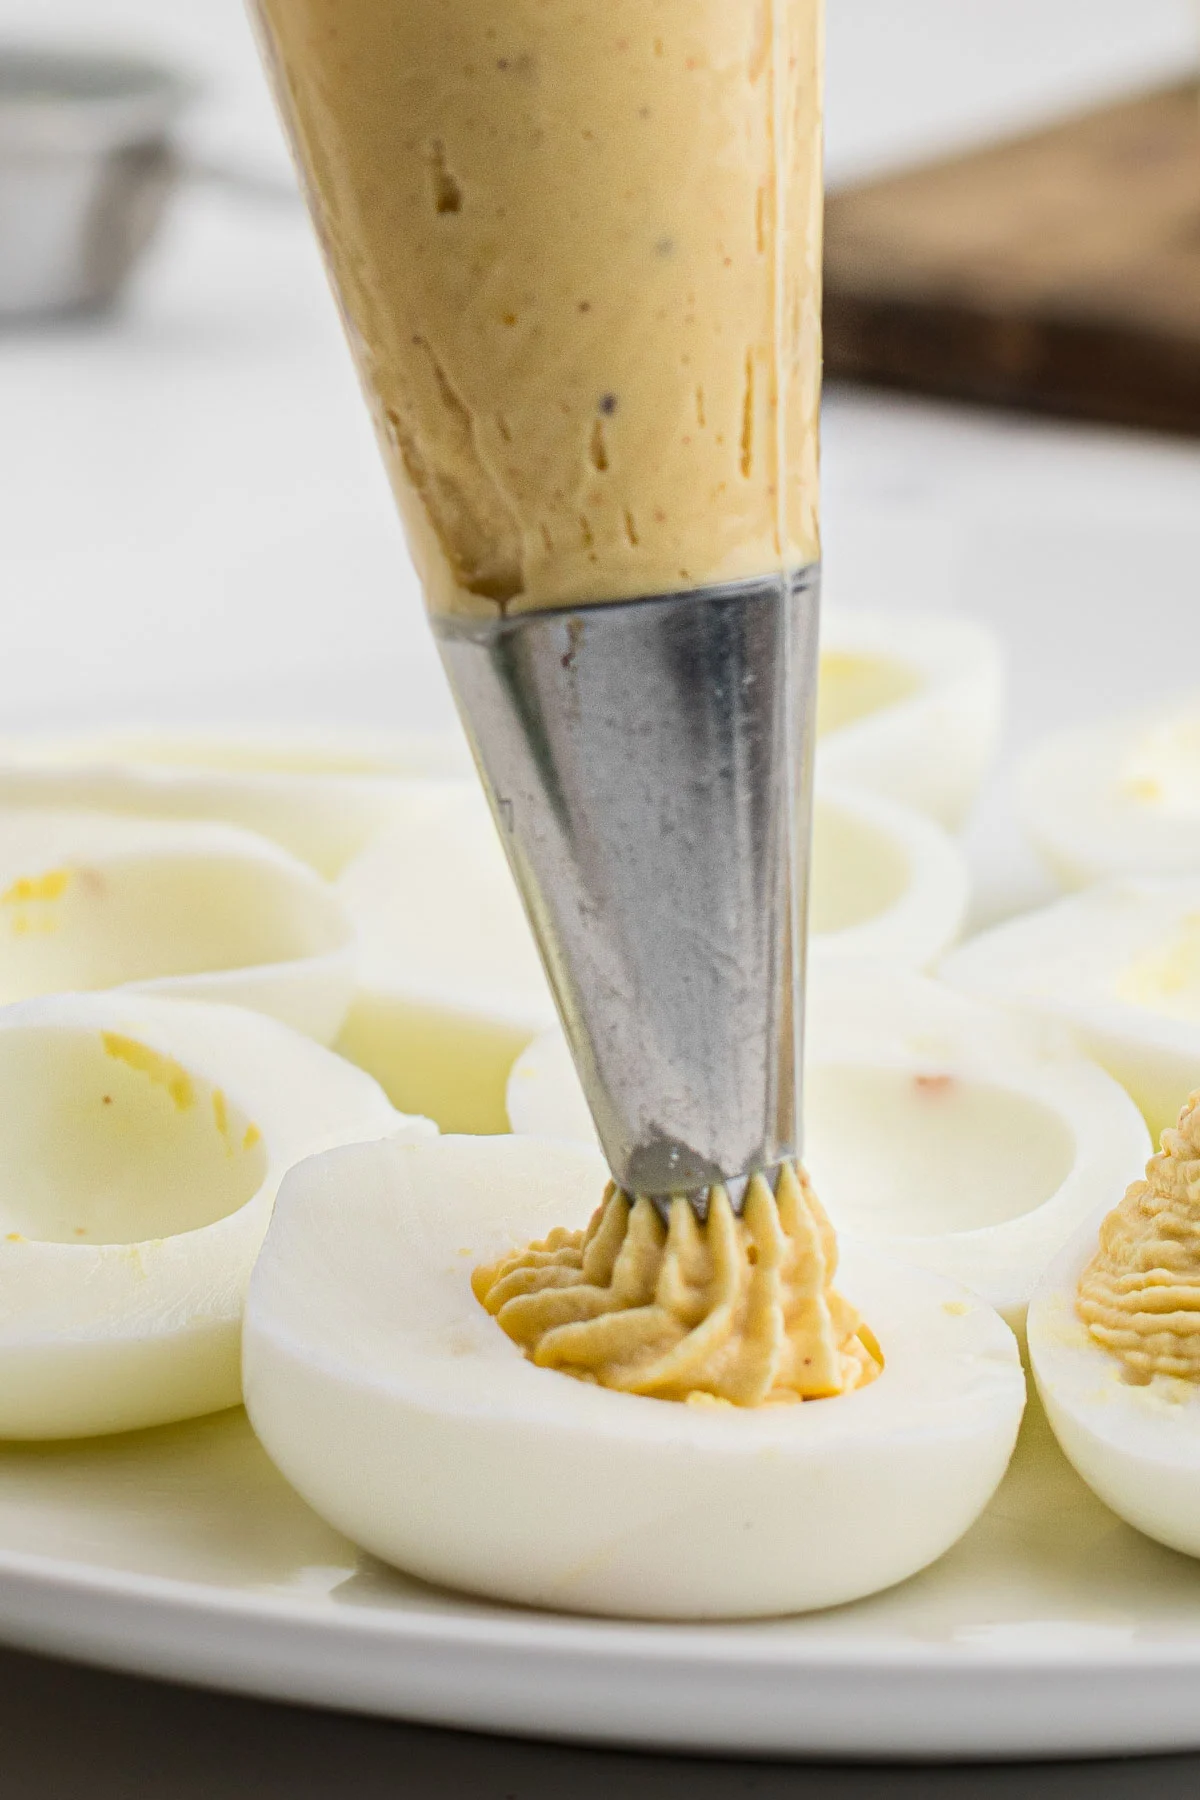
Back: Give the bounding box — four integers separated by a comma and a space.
473, 1161, 881, 1407
1078, 1088, 1200, 1382
252, 0, 823, 617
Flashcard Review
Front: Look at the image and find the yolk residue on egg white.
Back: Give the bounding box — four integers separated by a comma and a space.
1119, 719, 1200, 817
1117, 913, 1200, 1022
101, 1032, 196, 1112
1078, 1088, 1200, 1382
1, 866, 72, 938
473, 1161, 881, 1407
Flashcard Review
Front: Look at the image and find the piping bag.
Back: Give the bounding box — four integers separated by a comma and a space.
251, 0, 823, 1213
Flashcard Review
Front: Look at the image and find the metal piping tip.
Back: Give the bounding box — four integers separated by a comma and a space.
435, 568, 819, 1211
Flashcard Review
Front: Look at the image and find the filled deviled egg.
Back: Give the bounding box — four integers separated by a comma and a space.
509, 966, 1151, 1332
243, 1134, 1025, 1619
1029, 1088, 1200, 1559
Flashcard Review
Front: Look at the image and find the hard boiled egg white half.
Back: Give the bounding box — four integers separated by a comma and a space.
818, 609, 1004, 830
335, 778, 969, 1134
334, 781, 558, 1133
1029, 1206, 1200, 1561
943, 876, 1200, 1144
509, 966, 1151, 1333
0, 726, 471, 877
1018, 694, 1200, 889
0, 809, 356, 1044
244, 1134, 1024, 1620
0, 991, 427, 1439
811, 786, 968, 973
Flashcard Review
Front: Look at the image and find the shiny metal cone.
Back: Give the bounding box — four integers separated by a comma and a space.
435, 568, 819, 1209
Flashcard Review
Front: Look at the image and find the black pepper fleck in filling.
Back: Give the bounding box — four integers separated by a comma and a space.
598, 393, 618, 415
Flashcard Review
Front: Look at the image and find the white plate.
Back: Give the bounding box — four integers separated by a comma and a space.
1, 1393, 1199, 1761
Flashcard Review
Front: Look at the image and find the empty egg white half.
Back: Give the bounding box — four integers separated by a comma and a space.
1018, 697, 1200, 889
1028, 1210, 1200, 1559
0, 727, 472, 877
508, 967, 1151, 1332
817, 610, 1004, 830
0, 810, 356, 1044
811, 786, 968, 972
942, 877, 1200, 1144
334, 781, 558, 1133
335, 778, 968, 1133
0, 991, 427, 1440
243, 1133, 1024, 1620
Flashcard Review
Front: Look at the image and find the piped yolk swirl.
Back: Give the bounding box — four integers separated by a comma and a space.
1078, 1088, 1200, 1383
473, 1161, 881, 1407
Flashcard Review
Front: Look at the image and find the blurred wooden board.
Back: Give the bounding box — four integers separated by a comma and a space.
824, 83, 1200, 435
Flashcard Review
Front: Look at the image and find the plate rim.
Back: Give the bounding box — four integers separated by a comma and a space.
3, 1538, 1200, 1675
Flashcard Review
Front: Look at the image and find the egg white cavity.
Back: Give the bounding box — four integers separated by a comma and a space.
0, 727, 472, 877
0, 810, 356, 1044
810, 786, 968, 970
817, 610, 1004, 830
0, 991, 427, 1440
509, 968, 1151, 1330
811, 799, 907, 932
942, 876, 1200, 1143
1029, 1212, 1200, 1560
1018, 697, 1200, 889
0, 1025, 266, 1244
817, 649, 921, 738
244, 1133, 1024, 1620
334, 781, 557, 1132
335, 775, 965, 1128
805, 1067, 1073, 1236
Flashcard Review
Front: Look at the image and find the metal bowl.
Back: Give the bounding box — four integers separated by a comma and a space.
0, 46, 191, 320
